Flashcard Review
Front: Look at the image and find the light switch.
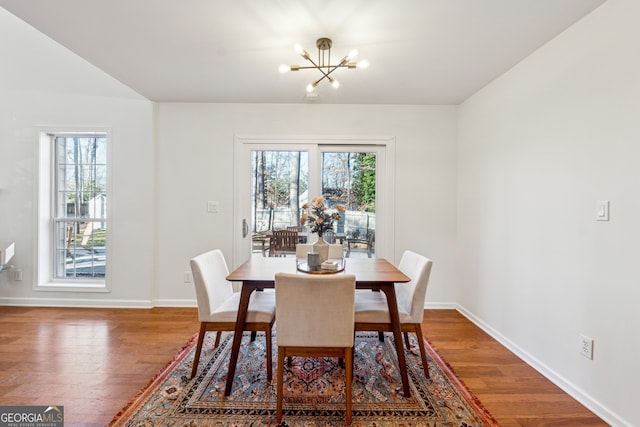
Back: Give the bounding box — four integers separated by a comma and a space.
207, 201, 220, 213
596, 200, 609, 221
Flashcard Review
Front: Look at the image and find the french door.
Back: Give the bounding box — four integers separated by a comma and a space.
233, 136, 396, 268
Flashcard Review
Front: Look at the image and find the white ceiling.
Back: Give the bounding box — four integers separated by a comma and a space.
0, 0, 607, 105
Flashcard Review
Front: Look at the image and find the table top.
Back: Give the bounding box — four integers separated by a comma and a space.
262, 230, 346, 237
227, 257, 409, 284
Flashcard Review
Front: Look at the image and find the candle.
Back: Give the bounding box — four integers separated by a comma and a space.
307, 252, 320, 268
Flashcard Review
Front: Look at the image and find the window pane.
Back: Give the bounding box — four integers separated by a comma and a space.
53, 135, 107, 279
251, 150, 308, 232
54, 220, 106, 278
322, 151, 376, 257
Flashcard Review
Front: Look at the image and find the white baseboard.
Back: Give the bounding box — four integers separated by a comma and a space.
456, 304, 628, 427
0, 296, 153, 308
425, 301, 457, 309
153, 299, 197, 307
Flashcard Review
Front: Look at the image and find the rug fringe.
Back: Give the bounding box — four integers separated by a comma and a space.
107, 332, 199, 427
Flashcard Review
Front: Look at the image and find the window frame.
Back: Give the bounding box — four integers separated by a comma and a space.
35, 128, 112, 292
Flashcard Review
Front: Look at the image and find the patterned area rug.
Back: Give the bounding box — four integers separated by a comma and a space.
109, 332, 498, 426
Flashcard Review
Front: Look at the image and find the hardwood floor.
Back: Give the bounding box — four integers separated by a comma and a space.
423, 310, 608, 427
0, 307, 607, 427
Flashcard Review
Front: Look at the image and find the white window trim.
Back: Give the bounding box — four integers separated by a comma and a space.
34, 128, 112, 292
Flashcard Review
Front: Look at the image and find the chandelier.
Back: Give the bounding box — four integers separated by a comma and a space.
279, 37, 369, 93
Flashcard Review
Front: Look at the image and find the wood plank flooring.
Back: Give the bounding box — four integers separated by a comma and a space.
0, 307, 607, 426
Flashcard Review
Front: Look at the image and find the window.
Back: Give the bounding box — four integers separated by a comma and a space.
37, 130, 110, 291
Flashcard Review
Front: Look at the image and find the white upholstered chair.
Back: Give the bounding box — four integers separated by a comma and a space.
323, 229, 337, 243
296, 243, 343, 259
295, 243, 313, 258
354, 250, 433, 377
328, 243, 344, 259
189, 249, 275, 380
275, 272, 356, 425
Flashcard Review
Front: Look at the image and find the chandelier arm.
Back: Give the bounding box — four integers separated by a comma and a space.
295, 64, 350, 70
301, 56, 333, 79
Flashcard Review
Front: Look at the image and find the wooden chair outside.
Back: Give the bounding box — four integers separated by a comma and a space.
346, 230, 375, 258
252, 232, 269, 257
269, 229, 298, 257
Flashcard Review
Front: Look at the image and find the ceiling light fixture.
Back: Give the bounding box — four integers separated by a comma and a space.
279, 37, 369, 93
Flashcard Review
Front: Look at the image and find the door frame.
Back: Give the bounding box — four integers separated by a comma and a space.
233, 134, 396, 269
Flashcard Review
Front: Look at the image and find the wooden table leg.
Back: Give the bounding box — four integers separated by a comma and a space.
381, 286, 411, 397
224, 284, 253, 396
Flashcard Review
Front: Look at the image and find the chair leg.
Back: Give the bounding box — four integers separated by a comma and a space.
403, 331, 411, 350
191, 323, 208, 379
413, 324, 430, 379
276, 347, 286, 424
213, 331, 221, 348
345, 347, 353, 425
378, 331, 385, 342
265, 327, 273, 382
250, 331, 257, 342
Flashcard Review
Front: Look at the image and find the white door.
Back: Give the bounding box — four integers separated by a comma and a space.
233, 135, 395, 268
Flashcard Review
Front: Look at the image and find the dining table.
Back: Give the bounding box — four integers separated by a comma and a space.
224, 256, 412, 397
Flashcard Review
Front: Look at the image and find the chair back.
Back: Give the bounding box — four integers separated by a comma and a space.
271, 229, 299, 256
296, 243, 313, 258
275, 273, 356, 347
190, 249, 234, 322
323, 230, 336, 243
328, 244, 343, 259
395, 251, 433, 323
287, 225, 305, 232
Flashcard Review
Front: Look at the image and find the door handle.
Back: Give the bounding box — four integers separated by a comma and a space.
242, 219, 249, 238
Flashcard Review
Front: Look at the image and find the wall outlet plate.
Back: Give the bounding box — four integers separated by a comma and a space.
579, 334, 594, 359
184, 271, 193, 283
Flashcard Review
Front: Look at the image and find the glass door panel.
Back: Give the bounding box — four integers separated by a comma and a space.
321, 150, 376, 257
251, 150, 309, 232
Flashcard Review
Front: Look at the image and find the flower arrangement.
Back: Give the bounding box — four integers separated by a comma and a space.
300, 196, 345, 237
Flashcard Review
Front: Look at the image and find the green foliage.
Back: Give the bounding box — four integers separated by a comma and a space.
352, 153, 376, 212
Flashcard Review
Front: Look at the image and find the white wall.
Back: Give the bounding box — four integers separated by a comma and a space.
0, 7, 459, 309
0, 8, 155, 306
457, 0, 638, 425
154, 103, 458, 306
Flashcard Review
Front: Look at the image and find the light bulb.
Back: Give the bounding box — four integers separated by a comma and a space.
306, 83, 316, 93
331, 79, 340, 89
278, 64, 291, 74
347, 49, 358, 60
294, 43, 303, 54
357, 59, 370, 69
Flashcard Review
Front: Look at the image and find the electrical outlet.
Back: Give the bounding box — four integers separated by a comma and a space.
14, 269, 23, 281
579, 334, 594, 360
184, 271, 193, 283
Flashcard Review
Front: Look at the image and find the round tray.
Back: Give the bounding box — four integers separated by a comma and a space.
297, 261, 345, 274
